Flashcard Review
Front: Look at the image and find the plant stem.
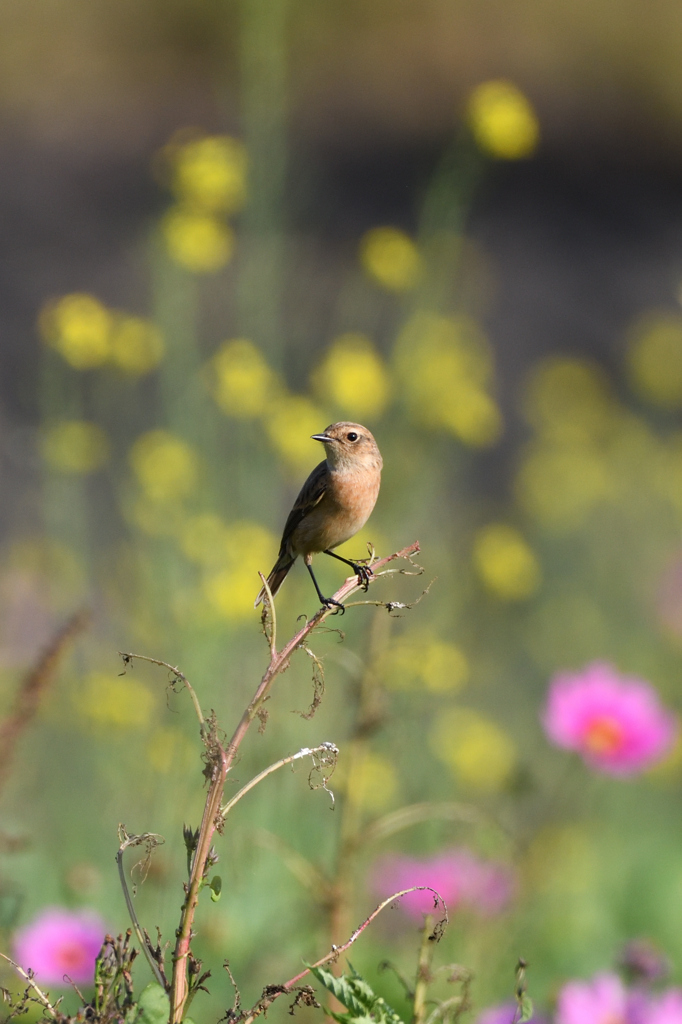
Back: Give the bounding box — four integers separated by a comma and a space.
412, 915, 434, 1024
168, 542, 420, 1023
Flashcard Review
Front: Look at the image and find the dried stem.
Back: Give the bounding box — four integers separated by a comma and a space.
0, 953, 60, 1019
239, 884, 447, 1024
219, 743, 338, 821
412, 915, 434, 1024
117, 653, 204, 727
168, 542, 420, 1023
116, 828, 166, 989
0, 609, 89, 795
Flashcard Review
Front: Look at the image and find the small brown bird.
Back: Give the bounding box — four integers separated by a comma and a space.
255, 422, 383, 612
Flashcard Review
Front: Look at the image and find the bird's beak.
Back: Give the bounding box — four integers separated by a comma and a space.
311, 433, 335, 443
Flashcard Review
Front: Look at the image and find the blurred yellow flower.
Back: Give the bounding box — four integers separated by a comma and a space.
208, 339, 278, 417
516, 444, 614, 532
110, 316, 164, 375
78, 672, 155, 729
345, 750, 398, 811
129, 430, 198, 501
383, 631, 469, 692
627, 313, 682, 409
263, 395, 329, 471
311, 333, 390, 418
40, 293, 112, 369
467, 80, 539, 160
148, 726, 196, 773
431, 708, 516, 791
42, 421, 109, 474
394, 312, 502, 446
473, 523, 541, 600
203, 520, 277, 621
162, 207, 234, 273
172, 135, 247, 214
359, 227, 422, 291
523, 357, 618, 444
180, 513, 231, 565
524, 825, 597, 895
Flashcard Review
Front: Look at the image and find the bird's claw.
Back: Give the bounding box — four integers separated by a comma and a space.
322, 597, 346, 615
350, 562, 373, 592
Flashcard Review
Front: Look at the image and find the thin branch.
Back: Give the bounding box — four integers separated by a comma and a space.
220, 743, 338, 820
0, 609, 89, 795
118, 653, 204, 727
116, 827, 166, 989
0, 953, 59, 1019
239, 884, 447, 1024
344, 577, 436, 615
258, 572, 277, 658
361, 801, 496, 847
169, 542, 421, 1024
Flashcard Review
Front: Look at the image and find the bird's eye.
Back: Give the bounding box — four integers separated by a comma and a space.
346, 431, 358, 442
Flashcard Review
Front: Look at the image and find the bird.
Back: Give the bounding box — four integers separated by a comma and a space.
255, 422, 383, 612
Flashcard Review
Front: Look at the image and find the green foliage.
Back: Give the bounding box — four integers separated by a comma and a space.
308, 963, 404, 1024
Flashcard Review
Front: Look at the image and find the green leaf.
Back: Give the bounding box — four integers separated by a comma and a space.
308, 964, 405, 1024
209, 875, 222, 902
135, 983, 169, 1024
517, 995, 534, 1023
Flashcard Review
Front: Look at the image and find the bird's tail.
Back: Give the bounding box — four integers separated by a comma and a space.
254, 552, 296, 608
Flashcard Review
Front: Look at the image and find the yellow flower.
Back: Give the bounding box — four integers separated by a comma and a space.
180, 513, 232, 565
110, 316, 164, 375
311, 333, 390, 418
344, 751, 398, 811
473, 523, 541, 600
263, 395, 329, 471
359, 227, 422, 291
627, 313, 682, 409
523, 357, 618, 444
147, 726, 196, 773
431, 707, 516, 791
162, 207, 234, 273
42, 421, 109, 474
383, 632, 469, 692
524, 825, 597, 895
40, 293, 112, 369
467, 80, 539, 160
394, 312, 502, 446
516, 444, 614, 532
172, 135, 247, 214
78, 672, 155, 729
129, 430, 198, 501
202, 520, 278, 621
208, 339, 278, 417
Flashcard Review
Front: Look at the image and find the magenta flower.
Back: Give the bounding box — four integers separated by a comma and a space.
542, 662, 677, 776
646, 989, 682, 1024
476, 1003, 518, 1024
371, 848, 515, 920
556, 973, 635, 1024
13, 907, 107, 986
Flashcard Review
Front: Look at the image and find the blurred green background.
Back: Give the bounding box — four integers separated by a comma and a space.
3, 1, 682, 1021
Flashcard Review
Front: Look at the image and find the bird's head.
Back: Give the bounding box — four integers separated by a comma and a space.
311, 422, 383, 472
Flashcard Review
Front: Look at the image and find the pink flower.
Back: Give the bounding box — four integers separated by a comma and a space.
476, 1004, 518, 1024
370, 848, 515, 920
646, 989, 682, 1024
542, 662, 677, 776
556, 973, 638, 1024
13, 908, 107, 986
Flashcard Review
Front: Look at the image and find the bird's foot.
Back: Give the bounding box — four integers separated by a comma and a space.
322, 597, 346, 615
349, 561, 373, 592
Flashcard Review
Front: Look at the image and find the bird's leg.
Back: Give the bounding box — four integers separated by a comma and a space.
305, 561, 345, 614
323, 549, 373, 592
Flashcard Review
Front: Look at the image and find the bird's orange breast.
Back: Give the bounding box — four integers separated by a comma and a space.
290, 466, 381, 555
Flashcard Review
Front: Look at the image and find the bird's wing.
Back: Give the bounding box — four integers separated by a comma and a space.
279, 459, 328, 551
